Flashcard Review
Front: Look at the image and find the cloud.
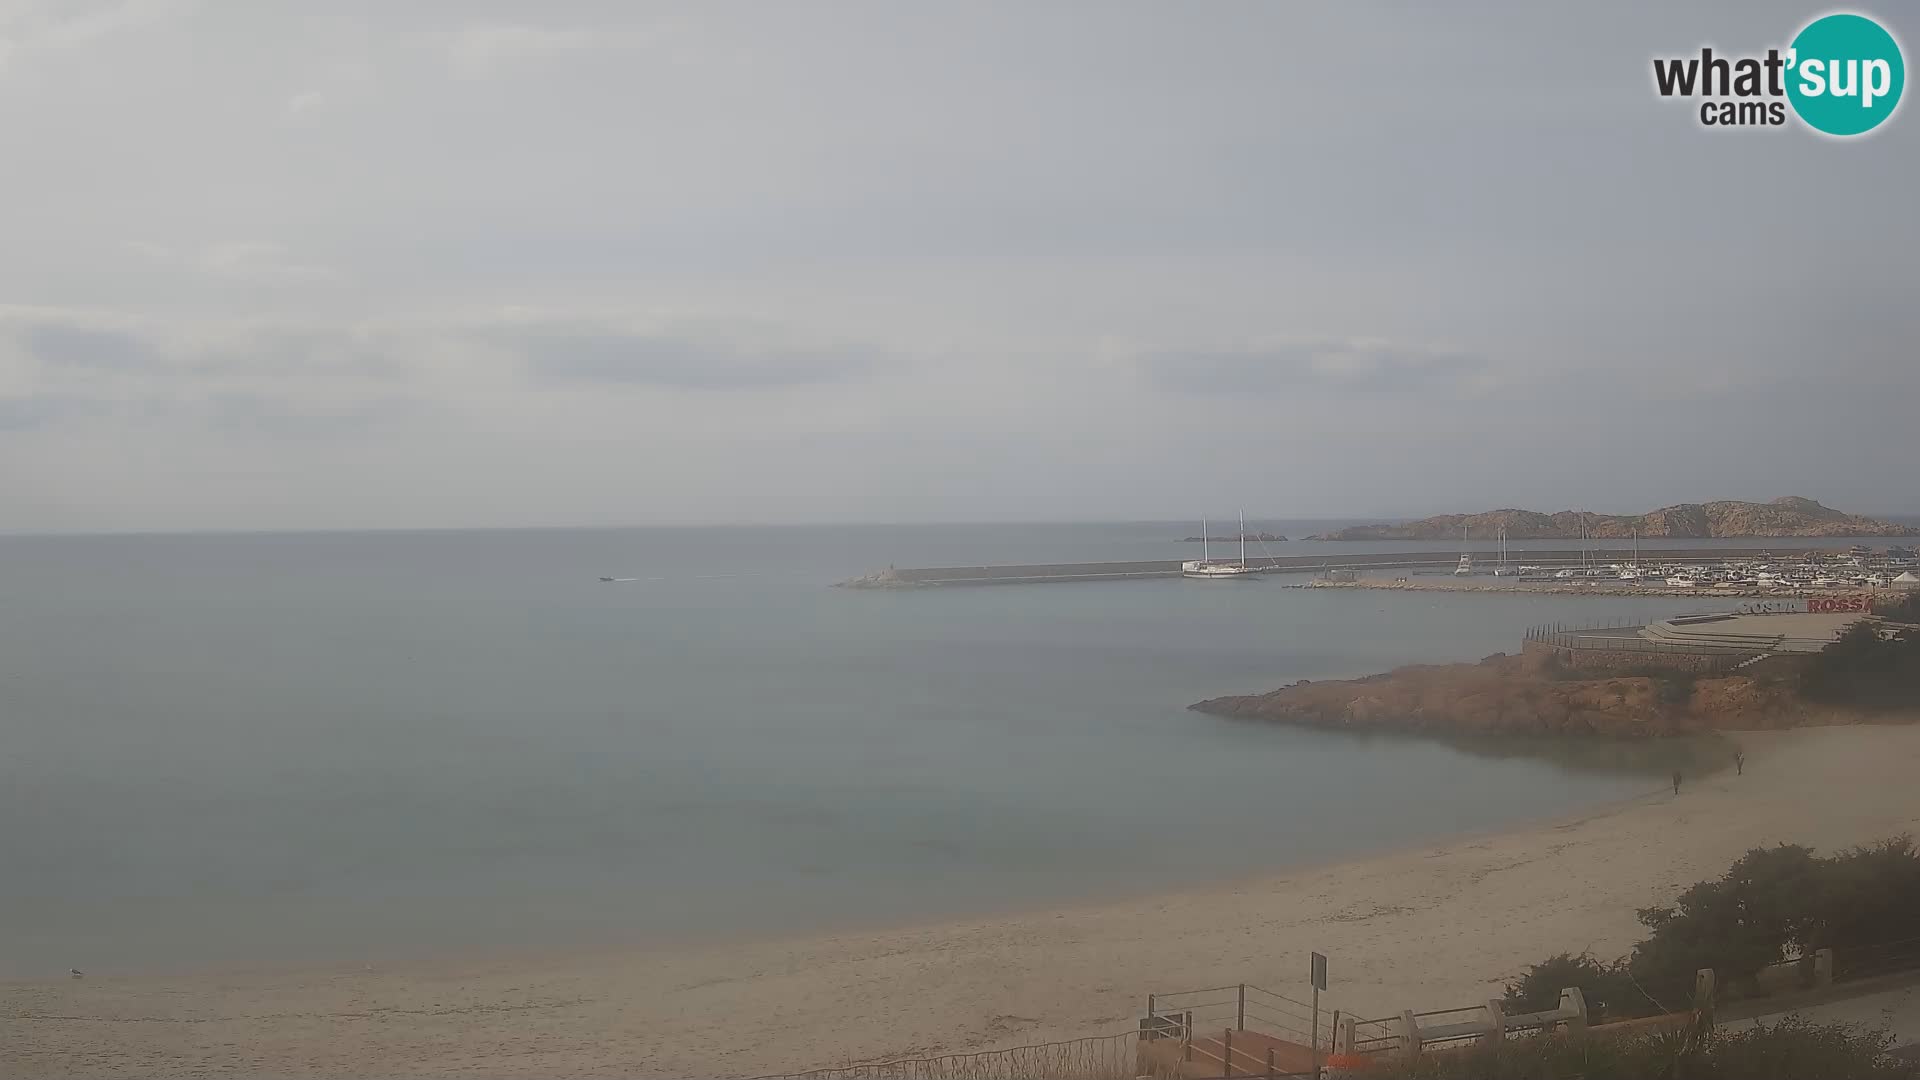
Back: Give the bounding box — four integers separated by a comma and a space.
0, 307, 875, 459
1138, 339, 1487, 395
0, 0, 189, 69
198, 242, 337, 282
0, 309, 428, 442
444, 23, 598, 76
18, 320, 159, 370
206, 391, 419, 439
8, 309, 872, 393
509, 322, 876, 390
0, 394, 96, 430
279, 55, 376, 121
124, 240, 338, 283
283, 89, 327, 117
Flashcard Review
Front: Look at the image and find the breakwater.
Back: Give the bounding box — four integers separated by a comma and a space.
838, 547, 1825, 588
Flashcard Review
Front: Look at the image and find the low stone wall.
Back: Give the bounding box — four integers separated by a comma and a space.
1733, 653, 1816, 680
1522, 639, 1743, 674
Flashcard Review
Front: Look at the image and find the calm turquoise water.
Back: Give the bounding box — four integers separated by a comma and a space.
0, 524, 1811, 976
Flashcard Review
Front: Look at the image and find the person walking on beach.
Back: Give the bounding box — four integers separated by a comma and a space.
1733, 751, 1745, 776
1672, 770, 1683, 796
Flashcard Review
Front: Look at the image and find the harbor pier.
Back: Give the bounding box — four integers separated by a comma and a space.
838, 547, 1832, 588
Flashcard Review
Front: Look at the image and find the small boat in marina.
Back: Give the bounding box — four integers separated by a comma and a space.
1489, 525, 1516, 575
1617, 530, 1643, 581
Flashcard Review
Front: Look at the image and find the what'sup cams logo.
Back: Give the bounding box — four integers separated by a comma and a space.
1653, 11, 1905, 136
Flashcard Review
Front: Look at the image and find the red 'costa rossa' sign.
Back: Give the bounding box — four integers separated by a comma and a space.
1807, 594, 1873, 613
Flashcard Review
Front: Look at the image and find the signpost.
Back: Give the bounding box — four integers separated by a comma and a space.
1310, 952, 1328, 1080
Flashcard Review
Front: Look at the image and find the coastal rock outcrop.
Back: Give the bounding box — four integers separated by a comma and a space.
1308, 496, 1913, 541
1190, 652, 1812, 738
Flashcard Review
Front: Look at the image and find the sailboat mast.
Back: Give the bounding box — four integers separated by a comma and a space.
1202, 517, 1209, 564
1240, 510, 1247, 568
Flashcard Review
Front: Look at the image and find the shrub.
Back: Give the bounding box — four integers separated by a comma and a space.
1875, 591, 1920, 622
1506, 836, 1920, 1019
1802, 836, 1920, 955
1501, 953, 1641, 1022
1799, 623, 1920, 710
1628, 843, 1822, 1004
1365, 1016, 1914, 1080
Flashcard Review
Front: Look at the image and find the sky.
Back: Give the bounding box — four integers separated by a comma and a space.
1, 1, 1916, 531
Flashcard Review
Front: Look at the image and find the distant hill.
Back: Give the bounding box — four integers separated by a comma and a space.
1309, 497, 1917, 540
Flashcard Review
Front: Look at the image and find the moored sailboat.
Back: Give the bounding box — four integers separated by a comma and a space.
1184, 512, 1262, 579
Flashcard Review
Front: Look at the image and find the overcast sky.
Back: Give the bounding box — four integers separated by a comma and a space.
2, 1, 1915, 531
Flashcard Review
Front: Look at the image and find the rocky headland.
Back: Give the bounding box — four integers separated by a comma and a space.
1190, 649, 1859, 738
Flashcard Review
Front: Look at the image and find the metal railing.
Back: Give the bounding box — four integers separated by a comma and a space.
1144, 983, 1330, 1051
1836, 934, 1920, 981
1525, 621, 1754, 653
1342, 990, 1600, 1060
747, 1031, 1140, 1080
1406, 1003, 1500, 1050
1344, 1014, 1401, 1057
1139, 1025, 1317, 1079
1523, 621, 1761, 672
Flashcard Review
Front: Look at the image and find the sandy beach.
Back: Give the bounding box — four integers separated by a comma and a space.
7, 724, 1918, 1079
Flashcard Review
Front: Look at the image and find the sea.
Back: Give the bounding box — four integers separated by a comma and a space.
2, 521, 1905, 977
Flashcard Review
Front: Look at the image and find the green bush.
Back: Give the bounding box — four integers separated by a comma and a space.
1628, 843, 1824, 1006
1875, 591, 1920, 622
1367, 1016, 1914, 1080
1507, 837, 1920, 1020
1799, 623, 1920, 709
1803, 836, 1920, 955
1501, 953, 1642, 1022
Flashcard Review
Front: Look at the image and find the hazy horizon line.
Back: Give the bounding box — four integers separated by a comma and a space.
6, 509, 1918, 541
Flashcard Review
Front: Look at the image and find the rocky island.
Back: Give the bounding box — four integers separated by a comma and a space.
1308, 496, 1913, 541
